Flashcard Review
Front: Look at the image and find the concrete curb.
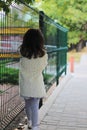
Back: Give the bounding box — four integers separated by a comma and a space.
39, 74, 73, 123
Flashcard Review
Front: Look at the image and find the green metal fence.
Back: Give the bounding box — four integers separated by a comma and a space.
0, 1, 68, 130
39, 11, 68, 87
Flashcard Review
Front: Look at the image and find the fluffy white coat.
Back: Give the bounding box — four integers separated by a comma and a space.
19, 54, 48, 98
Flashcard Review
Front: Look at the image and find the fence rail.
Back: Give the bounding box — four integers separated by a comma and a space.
0, 1, 68, 129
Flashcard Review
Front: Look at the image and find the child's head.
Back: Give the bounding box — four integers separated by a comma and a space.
20, 29, 46, 59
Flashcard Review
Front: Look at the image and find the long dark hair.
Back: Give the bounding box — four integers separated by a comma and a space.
20, 29, 46, 59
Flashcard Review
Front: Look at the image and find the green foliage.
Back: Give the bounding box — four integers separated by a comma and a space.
0, 0, 35, 13
43, 73, 53, 84
0, 65, 19, 85
0, 90, 4, 93
0, 1, 10, 13
40, 0, 87, 46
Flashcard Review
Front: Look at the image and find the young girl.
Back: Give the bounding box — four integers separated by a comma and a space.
19, 29, 48, 130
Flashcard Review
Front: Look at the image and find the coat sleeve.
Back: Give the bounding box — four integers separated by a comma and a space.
42, 53, 48, 70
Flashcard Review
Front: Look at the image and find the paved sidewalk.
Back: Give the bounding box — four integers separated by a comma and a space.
39, 54, 87, 130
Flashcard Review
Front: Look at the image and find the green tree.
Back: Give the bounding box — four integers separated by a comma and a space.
39, 0, 87, 48
0, 0, 35, 13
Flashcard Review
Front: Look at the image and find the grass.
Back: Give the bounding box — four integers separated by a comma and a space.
0, 90, 4, 93
67, 47, 87, 63
0, 63, 19, 84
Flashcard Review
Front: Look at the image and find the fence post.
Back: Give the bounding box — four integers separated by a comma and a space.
39, 11, 44, 34
56, 29, 60, 85
39, 11, 44, 108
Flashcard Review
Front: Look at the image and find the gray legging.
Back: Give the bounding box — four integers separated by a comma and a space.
24, 98, 40, 127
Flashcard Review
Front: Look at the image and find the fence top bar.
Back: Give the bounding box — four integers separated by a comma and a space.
45, 15, 68, 32
18, 0, 39, 13
47, 47, 68, 53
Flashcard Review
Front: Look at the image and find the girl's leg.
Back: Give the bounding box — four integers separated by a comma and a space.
30, 98, 40, 127
24, 98, 32, 121
24, 98, 40, 127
